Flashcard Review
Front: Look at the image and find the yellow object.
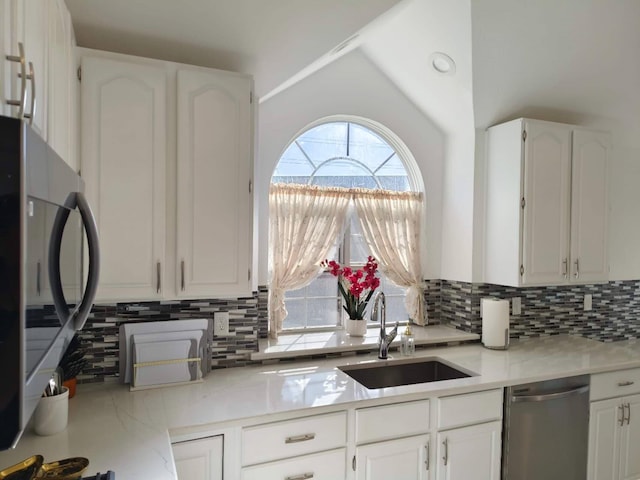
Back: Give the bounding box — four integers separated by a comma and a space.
0, 455, 43, 479
37, 457, 89, 479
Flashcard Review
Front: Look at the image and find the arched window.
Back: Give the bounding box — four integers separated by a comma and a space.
271, 120, 421, 330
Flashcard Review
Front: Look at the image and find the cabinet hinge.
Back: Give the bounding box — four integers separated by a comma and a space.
249, 180, 252, 193
522, 130, 527, 142
521, 197, 526, 209
77, 66, 81, 82
352, 455, 356, 471
520, 264, 524, 276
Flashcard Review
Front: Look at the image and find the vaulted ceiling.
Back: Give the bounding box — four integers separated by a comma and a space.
65, 0, 640, 143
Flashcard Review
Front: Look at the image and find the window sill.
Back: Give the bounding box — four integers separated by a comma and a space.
251, 324, 480, 361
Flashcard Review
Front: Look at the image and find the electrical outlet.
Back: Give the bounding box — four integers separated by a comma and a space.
214, 312, 230, 336
584, 294, 593, 311
512, 297, 522, 316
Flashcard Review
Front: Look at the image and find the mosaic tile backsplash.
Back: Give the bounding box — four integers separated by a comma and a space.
442, 280, 640, 342
78, 279, 640, 382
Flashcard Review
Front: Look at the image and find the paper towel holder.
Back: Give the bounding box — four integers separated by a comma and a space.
484, 329, 510, 350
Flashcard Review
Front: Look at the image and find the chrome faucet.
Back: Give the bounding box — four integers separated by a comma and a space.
371, 291, 398, 359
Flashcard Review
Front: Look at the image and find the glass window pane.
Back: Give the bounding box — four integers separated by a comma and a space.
306, 298, 339, 327
349, 123, 395, 172
378, 176, 410, 191
297, 123, 348, 165
349, 215, 369, 265
273, 142, 314, 177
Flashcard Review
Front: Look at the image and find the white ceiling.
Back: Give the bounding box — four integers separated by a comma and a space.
65, 0, 640, 144
471, 0, 640, 141
63, 0, 403, 97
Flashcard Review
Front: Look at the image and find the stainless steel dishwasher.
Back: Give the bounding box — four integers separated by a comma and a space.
502, 375, 590, 480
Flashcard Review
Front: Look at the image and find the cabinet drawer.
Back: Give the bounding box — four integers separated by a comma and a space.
591, 368, 640, 401
356, 399, 430, 444
241, 448, 346, 480
242, 412, 347, 466
438, 389, 503, 430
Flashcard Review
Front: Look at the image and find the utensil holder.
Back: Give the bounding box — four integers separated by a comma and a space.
34, 386, 69, 436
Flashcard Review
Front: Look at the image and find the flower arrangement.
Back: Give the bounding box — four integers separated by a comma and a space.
322, 256, 381, 320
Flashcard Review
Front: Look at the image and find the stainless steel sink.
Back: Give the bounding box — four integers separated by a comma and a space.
339, 357, 474, 389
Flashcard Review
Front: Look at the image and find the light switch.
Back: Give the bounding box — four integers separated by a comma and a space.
584, 294, 592, 311
512, 297, 522, 316
214, 312, 230, 336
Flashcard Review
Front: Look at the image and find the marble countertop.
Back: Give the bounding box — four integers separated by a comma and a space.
3, 334, 640, 479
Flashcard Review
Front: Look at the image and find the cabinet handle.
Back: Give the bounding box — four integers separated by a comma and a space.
181, 260, 185, 291
619, 404, 625, 426
562, 258, 568, 279
425, 442, 430, 471
618, 381, 635, 387
442, 438, 448, 466
21, 62, 35, 125
625, 403, 631, 426
36, 261, 41, 296
285, 433, 315, 444
285, 474, 314, 480
156, 262, 161, 293
574, 259, 580, 279
5, 42, 27, 117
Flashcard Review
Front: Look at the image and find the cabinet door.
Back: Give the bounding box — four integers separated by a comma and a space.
570, 130, 610, 283
619, 394, 640, 480
47, 0, 72, 164
587, 398, 621, 480
81, 56, 167, 301
0, 0, 15, 117
522, 121, 572, 285
436, 421, 501, 480
355, 434, 429, 480
16, 0, 48, 139
173, 435, 223, 480
176, 68, 253, 298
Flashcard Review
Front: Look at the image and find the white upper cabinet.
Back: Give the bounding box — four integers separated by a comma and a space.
80, 50, 254, 301
16, 0, 48, 139
1, 0, 77, 168
81, 56, 167, 301
570, 129, 610, 282
176, 68, 253, 298
484, 118, 610, 287
47, 0, 74, 167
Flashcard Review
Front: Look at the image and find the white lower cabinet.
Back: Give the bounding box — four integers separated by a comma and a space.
436, 421, 502, 480
241, 448, 346, 480
172, 435, 223, 480
355, 434, 429, 480
588, 394, 640, 480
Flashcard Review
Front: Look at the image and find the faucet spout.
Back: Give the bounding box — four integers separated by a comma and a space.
371, 291, 398, 359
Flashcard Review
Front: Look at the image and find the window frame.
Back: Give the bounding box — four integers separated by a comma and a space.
273, 116, 424, 333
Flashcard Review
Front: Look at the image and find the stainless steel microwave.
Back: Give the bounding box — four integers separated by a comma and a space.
0, 115, 100, 450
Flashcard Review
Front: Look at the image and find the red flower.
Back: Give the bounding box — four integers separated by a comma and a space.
321, 257, 380, 320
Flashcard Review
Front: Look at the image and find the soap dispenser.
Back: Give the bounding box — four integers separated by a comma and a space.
400, 324, 415, 356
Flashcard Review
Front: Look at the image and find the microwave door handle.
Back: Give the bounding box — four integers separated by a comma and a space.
48, 205, 72, 323
74, 192, 100, 330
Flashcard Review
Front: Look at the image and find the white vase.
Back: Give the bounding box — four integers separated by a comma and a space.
345, 318, 367, 337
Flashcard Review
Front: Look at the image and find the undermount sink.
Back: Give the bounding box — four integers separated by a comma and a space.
339, 357, 474, 389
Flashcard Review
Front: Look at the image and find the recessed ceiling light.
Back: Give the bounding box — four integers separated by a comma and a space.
430, 52, 456, 76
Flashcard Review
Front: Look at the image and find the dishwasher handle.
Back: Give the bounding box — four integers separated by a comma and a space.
511, 385, 589, 403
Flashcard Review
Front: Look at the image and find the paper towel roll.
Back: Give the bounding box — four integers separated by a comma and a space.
481, 298, 510, 349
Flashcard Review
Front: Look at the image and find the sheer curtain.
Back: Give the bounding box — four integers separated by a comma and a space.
268, 183, 351, 338
353, 189, 427, 325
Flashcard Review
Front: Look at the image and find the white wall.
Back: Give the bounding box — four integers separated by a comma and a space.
256, 49, 445, 285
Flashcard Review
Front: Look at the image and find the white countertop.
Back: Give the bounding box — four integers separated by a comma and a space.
3, 334, 640, 479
